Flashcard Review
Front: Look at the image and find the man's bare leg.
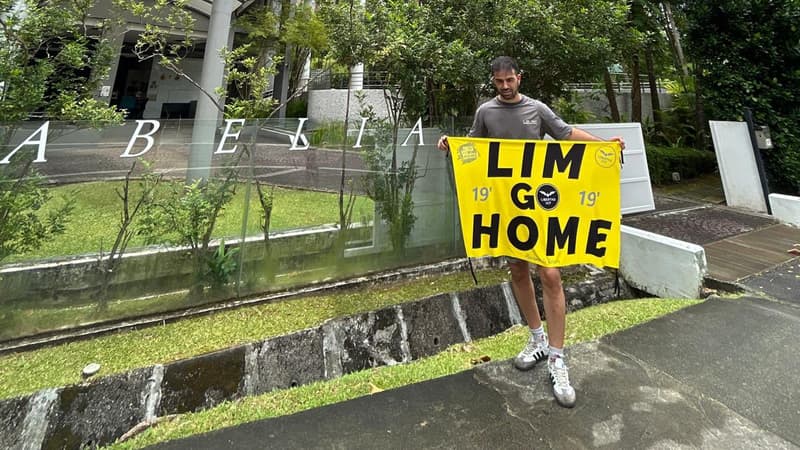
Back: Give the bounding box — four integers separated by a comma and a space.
537, 266, 565, 348
509, 260, 549, 370
508, 260, 542, 327
538, 266, 576, 407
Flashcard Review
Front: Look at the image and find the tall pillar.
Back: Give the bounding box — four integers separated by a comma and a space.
187, 0, 235, 182
277, 44, 293, 119
298, 53, 311, 92
298, 0, 313, 93
348, 0, 366, 90
349, 63, 364, 90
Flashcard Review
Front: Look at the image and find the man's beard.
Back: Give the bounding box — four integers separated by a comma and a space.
499, 88, 517, 100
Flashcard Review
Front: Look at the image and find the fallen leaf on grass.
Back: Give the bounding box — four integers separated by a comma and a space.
470, 355, 491, 365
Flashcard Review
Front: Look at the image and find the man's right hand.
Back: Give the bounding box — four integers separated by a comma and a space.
437, 135, 450, 152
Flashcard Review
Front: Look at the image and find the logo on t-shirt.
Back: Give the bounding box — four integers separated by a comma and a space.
522, 119, 538, 126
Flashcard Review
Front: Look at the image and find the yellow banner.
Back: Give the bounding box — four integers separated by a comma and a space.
449, 137, 621, 268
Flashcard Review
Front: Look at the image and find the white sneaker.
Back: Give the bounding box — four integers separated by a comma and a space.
548, 355, 576, 408
513, 333, 549, 370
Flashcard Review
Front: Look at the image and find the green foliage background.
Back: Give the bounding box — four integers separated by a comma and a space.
684, 1, 800, 193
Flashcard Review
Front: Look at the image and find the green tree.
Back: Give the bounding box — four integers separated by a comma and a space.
237, 1, 328, 102
0, 158, 75, 263
683, 0, 800, 192
318, 0, 374, 255
412, 0, 628, 115
139, 167, 239, 299
0, 0, 124, 122
0, 0, 124, 263
95, 160, 162, 311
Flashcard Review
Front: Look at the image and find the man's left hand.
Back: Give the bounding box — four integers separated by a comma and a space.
609, 136, 626, 151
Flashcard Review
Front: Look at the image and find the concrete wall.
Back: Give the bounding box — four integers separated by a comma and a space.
620, 225, 707, 299
307, 89, 390, 124
0, 270, 631, 449
769, 194, 800, 227
575, 90, 673, 123
0, 224, 371, 306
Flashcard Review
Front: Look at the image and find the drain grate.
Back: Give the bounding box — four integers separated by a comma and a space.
623, 206, 777, 245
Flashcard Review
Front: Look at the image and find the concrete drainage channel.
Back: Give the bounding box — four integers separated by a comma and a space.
0, 262, 633, 450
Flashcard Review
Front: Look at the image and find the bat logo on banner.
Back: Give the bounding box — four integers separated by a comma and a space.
536, 184, 559, 210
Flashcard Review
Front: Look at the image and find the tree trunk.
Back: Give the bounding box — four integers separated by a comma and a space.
661, 1, 689, 88
693, 63, 708, 149
645, 48, 662, 133
603, 68, 621, 122
631, 54, 642, 123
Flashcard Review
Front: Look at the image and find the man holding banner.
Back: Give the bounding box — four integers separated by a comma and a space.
438, 56, 624, 408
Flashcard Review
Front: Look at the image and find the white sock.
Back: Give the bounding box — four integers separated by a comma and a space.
530, 325, 545, 340
549, 346, 564, 359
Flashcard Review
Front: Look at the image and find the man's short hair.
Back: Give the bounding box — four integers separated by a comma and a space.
490, 56, 520, 75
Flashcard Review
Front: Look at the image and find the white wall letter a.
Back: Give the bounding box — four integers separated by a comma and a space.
0, 121, 50, 164
401, 118, 425, 146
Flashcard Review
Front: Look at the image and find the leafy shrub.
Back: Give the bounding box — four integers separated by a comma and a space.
205, 240, 240, 290
285, 97, 308, 118
309, 120, 349, 147
684, 1, 800, 193
553, 92, 596, 125
646, 145, 718, 185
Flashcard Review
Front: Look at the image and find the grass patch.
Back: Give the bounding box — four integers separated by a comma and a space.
0, 291, 188, 341
105, 297, 701, 449
0, 269, 510, 400
7, 182, 374, 263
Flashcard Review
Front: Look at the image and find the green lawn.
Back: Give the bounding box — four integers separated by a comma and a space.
7, 181, 374, 263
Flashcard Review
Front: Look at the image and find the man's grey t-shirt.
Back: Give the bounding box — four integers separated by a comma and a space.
468, 94, 572, 140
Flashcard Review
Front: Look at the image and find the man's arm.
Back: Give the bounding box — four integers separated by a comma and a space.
568, 128, 626, 150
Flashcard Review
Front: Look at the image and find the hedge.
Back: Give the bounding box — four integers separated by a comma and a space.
645, 145, 718, 185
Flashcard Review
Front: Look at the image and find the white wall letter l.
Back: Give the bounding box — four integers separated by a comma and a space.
215, 119, 246, 154
290, 118, 309, 150
121, 120, 161, 158
0, 121, 50, 164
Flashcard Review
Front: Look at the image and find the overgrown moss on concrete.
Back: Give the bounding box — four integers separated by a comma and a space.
105, 298, 701, 450
0, 269, 509, 400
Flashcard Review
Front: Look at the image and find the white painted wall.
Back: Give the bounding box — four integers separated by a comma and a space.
575, 90, 673, 123
709, 121, 768, 213
620, 225, 707, 299
769, 194, 800, 227
143, 58, 205, 119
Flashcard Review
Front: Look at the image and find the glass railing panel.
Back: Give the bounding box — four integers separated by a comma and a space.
0, 117, 463, 342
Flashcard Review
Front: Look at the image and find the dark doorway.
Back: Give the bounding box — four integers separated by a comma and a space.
112, 51, 153, 119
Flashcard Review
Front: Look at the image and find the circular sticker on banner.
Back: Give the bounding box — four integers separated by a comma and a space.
595, 145, 617, 168
536, 183, 559, 211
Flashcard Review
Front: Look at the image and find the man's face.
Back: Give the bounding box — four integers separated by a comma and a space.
492, 69, 521, 102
